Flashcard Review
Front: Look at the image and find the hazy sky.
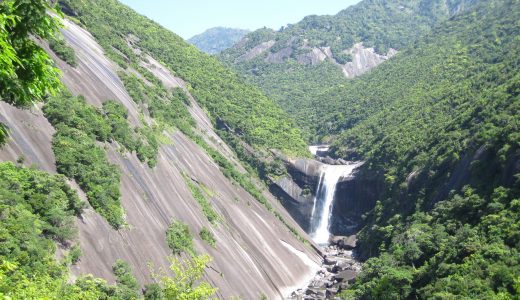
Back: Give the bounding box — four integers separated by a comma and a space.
119, 0, 361, 39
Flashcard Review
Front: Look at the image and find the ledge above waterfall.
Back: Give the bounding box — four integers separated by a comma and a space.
282, 158, 363, 185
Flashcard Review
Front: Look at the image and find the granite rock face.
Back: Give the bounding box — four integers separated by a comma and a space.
237, 40, 275, 62
0, 17, 321, 299
338, 42, 397, 78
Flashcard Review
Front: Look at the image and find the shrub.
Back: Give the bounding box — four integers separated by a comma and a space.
199, 227, 216, 247
68, 244, 82, 265
52, 125, 124, 228
183, 175, 220, 224
166, 220, 194, 255
49, 36, 77, 66
113, 259, 140, 299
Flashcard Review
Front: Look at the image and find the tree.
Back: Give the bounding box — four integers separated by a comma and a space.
152, 255, 217, 300
0, 0, 62, 143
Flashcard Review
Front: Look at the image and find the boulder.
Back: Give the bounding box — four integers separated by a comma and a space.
329, 235, 357, 250
324, 256, 338, 265
306, 287, 327, 298
336, 270, 357, 284
321, 156, 337, 165
337, 158, 349, 165
326, 287, 339, 296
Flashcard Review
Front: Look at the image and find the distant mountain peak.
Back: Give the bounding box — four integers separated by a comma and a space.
188, 27, 250, 54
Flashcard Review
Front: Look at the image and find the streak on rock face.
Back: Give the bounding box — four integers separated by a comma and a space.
57, 17, 140, 126
0, 103, 56, 172
0, 14, 322, 300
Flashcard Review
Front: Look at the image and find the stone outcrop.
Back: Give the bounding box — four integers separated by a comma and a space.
237, 40, 275, 62
266, 46, 293, 63
338, 42, 397, 78
329, 235, 357, 250
272, 155, 376, 237
296, 48, 328, 65
289, 239, 362, 299
270, 176, 315, 232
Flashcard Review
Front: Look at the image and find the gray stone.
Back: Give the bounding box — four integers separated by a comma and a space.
337, 270, 357, 283
306, 288, 327, 298
324, 256, 337, 265
330, 235, 357, 250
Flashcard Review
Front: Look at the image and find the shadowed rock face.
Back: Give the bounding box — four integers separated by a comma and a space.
270, 176, 315, 232
331, 170, 383, 236
0, 17, 322, 299
274, 158, 380, 237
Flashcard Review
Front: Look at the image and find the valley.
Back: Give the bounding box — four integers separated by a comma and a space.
0, 0, 518, 299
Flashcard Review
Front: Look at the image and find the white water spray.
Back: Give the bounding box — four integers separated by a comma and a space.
309, 163, 361, 245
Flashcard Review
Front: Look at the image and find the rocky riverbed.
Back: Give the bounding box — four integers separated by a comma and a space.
289, 235, 362, 299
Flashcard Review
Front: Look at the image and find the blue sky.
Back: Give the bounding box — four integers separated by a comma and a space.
119, 0, 361, 39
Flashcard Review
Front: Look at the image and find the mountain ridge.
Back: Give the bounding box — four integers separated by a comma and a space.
220, 0, 479, 140
188, 27, 250, 54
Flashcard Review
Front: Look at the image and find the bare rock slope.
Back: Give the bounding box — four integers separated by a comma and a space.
0, 18, 320, 299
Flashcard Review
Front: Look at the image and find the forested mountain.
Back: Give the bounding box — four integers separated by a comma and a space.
60, 0, 307, 157
220, 0, 478, 140
330, 0, 519, 298
188, 27, 249, 54
1, 0, 519, 298
0, 0, 320, 298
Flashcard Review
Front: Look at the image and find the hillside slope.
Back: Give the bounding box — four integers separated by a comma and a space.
61, 0, 308, 158
188, 27, 250, 54
0, 2, 321, 299
328, 0, 519, 298
220, 0, 477, 140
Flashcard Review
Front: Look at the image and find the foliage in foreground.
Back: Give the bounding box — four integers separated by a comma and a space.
0, 162, 216, 299
0, 0, 63, 144
148, 255, 217, 300
0, 0, 61, 108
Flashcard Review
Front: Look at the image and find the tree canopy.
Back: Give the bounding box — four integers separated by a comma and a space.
0, 0, 63, 144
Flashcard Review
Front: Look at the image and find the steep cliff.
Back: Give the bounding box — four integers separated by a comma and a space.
0, 9, 320, 300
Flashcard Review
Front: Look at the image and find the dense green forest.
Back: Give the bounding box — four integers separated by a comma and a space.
333, 0, 520, 298
59, 0, 308, 157
1, 0, 519, 298
188, 27, 250, 54
220, 0, 478, 140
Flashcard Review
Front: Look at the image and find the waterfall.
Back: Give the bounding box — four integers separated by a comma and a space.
309, 163, 361, 245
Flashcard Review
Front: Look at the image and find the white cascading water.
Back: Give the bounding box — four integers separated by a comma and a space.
309, 163, 361, 245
